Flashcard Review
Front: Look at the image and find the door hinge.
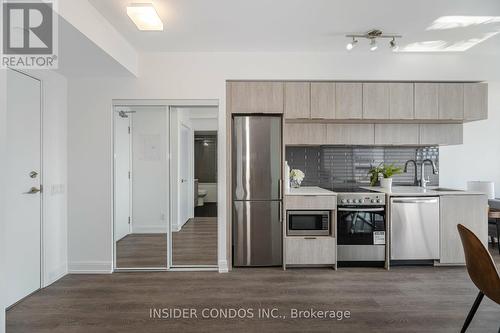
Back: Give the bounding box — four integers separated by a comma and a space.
128, 216, 131, 224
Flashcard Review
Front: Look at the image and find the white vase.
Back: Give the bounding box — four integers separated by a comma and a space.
380, 177, 393, 189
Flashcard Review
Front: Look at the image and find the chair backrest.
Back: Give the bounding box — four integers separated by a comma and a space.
457, 224, 500, 304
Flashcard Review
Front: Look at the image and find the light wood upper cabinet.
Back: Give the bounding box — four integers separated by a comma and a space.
336, 83, 362, 119
414, 83, 439, 120
464, 83, 488, 121
310, 82, 336, 119
389, 83, 414, 119
284, 82, 310, 119
284, 123, 327, 145
326, 124, 374, 145
439, 83, 464, 120
363, 83, 390, 119
419, 124, 463, 145
375, 124, 419, 145
440, 195, 488, 264
230, 81, 284, 114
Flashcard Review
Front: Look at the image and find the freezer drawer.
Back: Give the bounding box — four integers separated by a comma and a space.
390, 197, 440, 260
233, 200, 282, 266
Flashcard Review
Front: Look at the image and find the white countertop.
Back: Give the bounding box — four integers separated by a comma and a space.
361, 186, 486, 196
285, 186, 337, 196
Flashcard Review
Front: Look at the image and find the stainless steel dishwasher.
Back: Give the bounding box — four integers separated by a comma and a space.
390, 197, 440, 260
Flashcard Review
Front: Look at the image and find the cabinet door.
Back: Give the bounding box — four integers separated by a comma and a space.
326, 124, 374, 145
285, 237, 336, 265
363, 83, 389, 119
389, 83, 414, 119
464, 83, 488, 121
439, 83, 464, 120
375, 124, 419, 145
310, 82, 335, 119
284, 123, 326, 145
414, 83, 439, 120
419, 124, 463, 145
230, 81, 284, 114
440, 195, 488, 264
336, 83, 362, 119
284, 82, 310, 119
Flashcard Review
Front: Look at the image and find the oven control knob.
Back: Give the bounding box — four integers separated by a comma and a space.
347, 199, 352, 204
371, 199, 376, 203
377, 199, 382, 203
360, 199, 364, 204
341, 199, 347, 204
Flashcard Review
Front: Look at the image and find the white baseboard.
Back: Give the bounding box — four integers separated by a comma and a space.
44, 262, 67, 287
132, 226, 168, 233
68, 261, 112, 274
218, 259, 228, 273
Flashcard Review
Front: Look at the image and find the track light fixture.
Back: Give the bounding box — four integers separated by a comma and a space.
345, 29, 402, 51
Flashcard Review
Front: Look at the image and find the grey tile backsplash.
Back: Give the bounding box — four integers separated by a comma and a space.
286, 146, 439, 188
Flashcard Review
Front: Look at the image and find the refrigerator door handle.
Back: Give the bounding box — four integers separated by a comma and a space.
279, 201, 283, 223
278, 179, 282, 199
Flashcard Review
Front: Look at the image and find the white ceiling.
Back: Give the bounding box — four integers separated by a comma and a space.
88, 0, 500, 54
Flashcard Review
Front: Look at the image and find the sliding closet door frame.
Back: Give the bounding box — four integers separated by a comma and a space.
112, 100, 219, 272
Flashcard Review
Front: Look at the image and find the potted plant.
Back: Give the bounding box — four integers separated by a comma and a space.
368, 163, 402, 189
289, 169, 305, 188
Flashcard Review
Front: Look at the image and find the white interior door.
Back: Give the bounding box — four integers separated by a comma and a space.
5, 69, 42, 307
114, 111, 131, 241
179, 124, 192, 228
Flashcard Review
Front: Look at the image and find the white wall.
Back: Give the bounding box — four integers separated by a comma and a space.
0, 69, 7, 333
131, 107, 168, 233
67, 52, 500, 273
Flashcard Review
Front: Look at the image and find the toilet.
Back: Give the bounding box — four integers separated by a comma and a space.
197, 189, 208, 206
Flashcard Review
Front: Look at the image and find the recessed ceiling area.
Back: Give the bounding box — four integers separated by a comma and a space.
88, 0, 500, 53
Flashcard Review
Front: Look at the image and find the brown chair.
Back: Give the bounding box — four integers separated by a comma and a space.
457, 224, 500, 333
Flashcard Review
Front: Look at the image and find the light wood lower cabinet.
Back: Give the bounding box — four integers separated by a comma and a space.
285, 237, 336, 265
285, 195, 337, 210
439, 195, 488, 265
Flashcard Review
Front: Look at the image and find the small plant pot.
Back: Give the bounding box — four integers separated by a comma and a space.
380, 177, 393, 189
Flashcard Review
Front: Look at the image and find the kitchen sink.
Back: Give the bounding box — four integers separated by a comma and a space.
430, 187, 463, 192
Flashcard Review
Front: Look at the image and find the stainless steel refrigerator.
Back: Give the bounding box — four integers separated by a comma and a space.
232, 115, 282, 266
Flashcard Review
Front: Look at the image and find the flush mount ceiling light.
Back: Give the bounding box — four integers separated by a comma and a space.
127, 3, 163, 31
346, 29, 402, 52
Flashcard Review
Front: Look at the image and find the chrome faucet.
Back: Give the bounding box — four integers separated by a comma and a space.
404, 160, 418, 186
420, 159, 439, 188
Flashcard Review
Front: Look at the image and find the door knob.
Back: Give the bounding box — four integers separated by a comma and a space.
25, 187, 41, 194
29, 171, 38, 178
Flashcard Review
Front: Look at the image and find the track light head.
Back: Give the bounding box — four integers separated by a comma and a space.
346, 37, 358, 51
369, 38, 378, 51
389, 38, 398, 51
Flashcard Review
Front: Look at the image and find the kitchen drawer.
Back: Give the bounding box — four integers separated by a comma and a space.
285, 236, 336, 265
285, 195, 337, 210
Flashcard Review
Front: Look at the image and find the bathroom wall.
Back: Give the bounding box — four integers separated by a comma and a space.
286, 146, 439, 188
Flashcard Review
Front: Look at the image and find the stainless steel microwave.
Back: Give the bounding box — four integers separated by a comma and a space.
287, 210, 330, 236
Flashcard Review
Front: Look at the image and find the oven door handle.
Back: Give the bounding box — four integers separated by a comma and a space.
338, 207, 385, 212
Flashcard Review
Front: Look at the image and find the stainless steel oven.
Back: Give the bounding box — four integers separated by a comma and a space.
287, 210, 330, 236
336, 192, 386, 262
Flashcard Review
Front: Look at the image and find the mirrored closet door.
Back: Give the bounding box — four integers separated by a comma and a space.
114, 106, 169, 269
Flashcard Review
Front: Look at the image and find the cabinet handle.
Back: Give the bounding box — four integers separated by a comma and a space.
304, 237, 317, 240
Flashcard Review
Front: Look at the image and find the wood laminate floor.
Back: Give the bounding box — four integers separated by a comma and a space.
7, 248, 500, 333
116, 218, 217, 268
173, 217, 218, 265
